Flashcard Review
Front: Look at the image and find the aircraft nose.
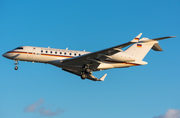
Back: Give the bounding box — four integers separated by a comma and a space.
2, 52, 11, 58
2, 52, 14, 59
2, 53, 7, 58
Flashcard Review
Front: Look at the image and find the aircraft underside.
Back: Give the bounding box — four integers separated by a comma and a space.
48, 60, 138, 81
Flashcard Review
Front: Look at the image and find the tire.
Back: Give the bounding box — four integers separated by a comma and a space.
85, 68, 91, 73
81, 74, 86, 80
15, 66, 18, 70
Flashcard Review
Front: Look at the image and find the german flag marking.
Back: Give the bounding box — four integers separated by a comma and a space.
137, 44, 142, 48
134, 38, 139, 41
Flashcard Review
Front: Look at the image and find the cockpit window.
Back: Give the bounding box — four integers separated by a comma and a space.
14, 47, 23, 50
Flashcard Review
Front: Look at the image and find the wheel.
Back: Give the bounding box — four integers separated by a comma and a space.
15, 66, 18, 70
85, 68, 91, 73
81, 74, 86, 80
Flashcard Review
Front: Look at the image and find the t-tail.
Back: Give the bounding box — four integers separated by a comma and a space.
124, 34, 176, 61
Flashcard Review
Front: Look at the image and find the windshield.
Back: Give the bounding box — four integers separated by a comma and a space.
14, 47, 23, 50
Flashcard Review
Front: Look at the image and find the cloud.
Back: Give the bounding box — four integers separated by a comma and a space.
24, 98, 64, 117
39, 107, 64, 117
24, 98, 44, 112
153, 109, 180, 118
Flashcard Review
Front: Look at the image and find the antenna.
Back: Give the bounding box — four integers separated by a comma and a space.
66, 47, 68, 50
48, 46, 50, 48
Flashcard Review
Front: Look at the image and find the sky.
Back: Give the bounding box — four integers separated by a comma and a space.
0, 0, 180, 118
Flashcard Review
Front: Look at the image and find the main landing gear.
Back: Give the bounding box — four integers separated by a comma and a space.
14, 60, 19, 70
80, 64, 92, 80
81, 72, 87, 80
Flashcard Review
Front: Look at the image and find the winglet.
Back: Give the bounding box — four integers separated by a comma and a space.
99, 74, 107, 81
131, 33, 142, 42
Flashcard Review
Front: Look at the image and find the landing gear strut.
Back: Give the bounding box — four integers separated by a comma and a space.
14, 60, 19, 70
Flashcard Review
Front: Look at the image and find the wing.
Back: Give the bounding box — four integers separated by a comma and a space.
59, 33, 142, 81
61, 33, 142, 71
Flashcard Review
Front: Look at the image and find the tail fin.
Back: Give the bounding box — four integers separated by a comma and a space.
124, 38, 156, 60
124, 36, 176, 61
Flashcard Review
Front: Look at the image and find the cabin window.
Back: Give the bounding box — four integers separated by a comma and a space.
74, 53, 76, 56
60, 52, 62, 54
69, 53, 71, 55
64, 52, 66, 55
55, 52, 57, 54
46, 51, 48, 53
79, 54, 81, 56
41, 50, 43, 53
50, 51, 52, 53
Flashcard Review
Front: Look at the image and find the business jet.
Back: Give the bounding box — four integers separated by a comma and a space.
2, 33, 175, 81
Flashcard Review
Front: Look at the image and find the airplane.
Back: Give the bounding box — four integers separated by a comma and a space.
2, 33, 176, 81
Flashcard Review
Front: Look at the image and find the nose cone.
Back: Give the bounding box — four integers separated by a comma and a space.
2, 52, 11, 59
2, 51, 15, 60
2, 53, 6, 58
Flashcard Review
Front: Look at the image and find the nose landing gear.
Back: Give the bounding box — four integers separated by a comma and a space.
14, 60, 19, 70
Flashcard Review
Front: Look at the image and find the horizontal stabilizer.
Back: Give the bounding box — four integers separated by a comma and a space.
151, 36, 176, 41
139, 36, 176, 43
152, 43, 163, 51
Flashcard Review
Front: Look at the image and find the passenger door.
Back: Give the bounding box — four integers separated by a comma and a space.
27, 47, 35, 58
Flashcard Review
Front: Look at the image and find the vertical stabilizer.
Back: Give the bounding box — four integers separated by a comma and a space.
124, 38, 158, 60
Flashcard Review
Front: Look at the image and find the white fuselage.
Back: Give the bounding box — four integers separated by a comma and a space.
2, 33, 173, 81
3, 46, 147, 71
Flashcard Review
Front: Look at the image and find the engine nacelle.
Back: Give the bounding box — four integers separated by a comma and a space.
109, 52, 136, 62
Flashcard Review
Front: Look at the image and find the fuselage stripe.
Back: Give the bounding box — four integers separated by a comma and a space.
7, 51, 74, 58
7, 51, 140, 66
